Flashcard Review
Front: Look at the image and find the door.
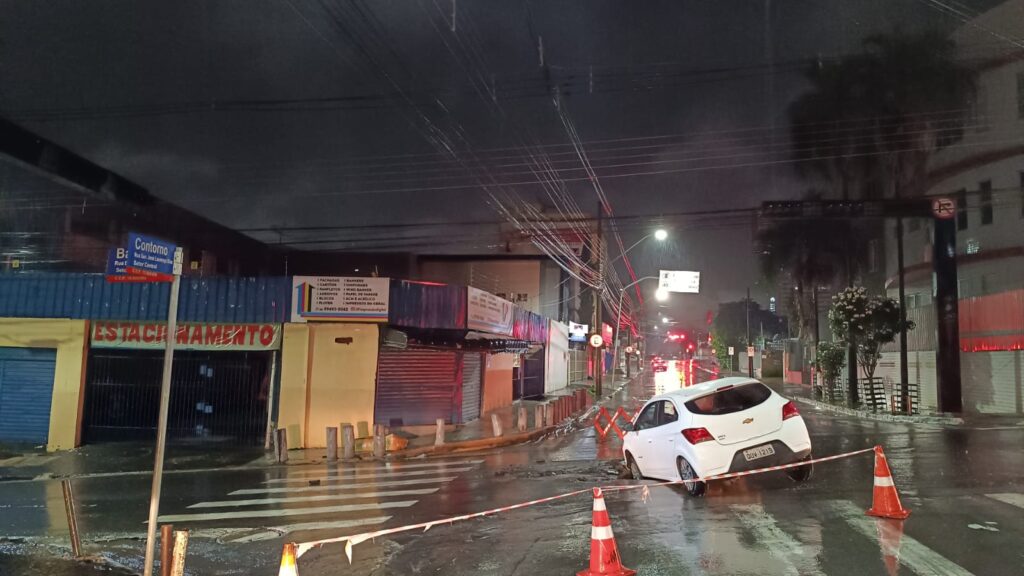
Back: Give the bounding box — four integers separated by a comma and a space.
460, 353, 482, 423
629, 401, 663, 477
375, 348, 461, 427
0, 347, 57, 444
650, 399, 681, 479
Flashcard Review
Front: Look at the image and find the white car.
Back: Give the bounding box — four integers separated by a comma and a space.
622, 376, 812, 497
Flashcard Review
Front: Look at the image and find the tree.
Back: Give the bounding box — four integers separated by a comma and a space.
828, 287, 915, 390
712, 300, 787, 349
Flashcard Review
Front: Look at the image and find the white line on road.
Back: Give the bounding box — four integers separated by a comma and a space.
732, 504, 823, 576
189, 488, 440, 508
156, 500, 417, 523
985, 493, 1024, 510
194, 516, 394, 543
277, 459, 485, 477
231, 476, 457, 495
264, 466, 474, 484
826, 501, 975, 576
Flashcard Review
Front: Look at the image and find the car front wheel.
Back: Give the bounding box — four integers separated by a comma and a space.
677, 457, 706, 497
626, 453, 644, 480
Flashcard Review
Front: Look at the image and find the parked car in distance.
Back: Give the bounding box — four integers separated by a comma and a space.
622, 376, 812, 497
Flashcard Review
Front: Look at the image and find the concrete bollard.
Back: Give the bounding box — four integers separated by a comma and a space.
275, 429, 288, 463
326, 427, 339, 461
373, 424, 386, 458
535, 405, 544, 430
491, 413, 503, 437
517, 406, 528, 432
545, 403, 555, 427
160, 524, 173, 576
170, 530, 189, 576
357, 421, 370, 439
341, 424, 355, 459
434, 418, 445, 446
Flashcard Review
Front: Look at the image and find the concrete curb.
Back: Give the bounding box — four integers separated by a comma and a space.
792, 396, 964, 425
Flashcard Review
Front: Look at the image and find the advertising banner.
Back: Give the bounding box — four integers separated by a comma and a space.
467, 287, 514, 335
91, 321, 281, 351
292, 276, 390, 323
568, 321, 589, 343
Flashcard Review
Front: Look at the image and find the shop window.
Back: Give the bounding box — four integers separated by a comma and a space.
980, 180, 993, 225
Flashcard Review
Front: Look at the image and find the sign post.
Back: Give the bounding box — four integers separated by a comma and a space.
124, 235, 181, 576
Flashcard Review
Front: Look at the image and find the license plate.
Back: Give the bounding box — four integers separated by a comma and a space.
742, 444, 776, 462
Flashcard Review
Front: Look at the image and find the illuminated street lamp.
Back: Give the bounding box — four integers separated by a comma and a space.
661, 317, 670, 324
654, 228, 668, 241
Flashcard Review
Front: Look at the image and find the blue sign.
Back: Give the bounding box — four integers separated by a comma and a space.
106, 247, 128, 276
127, 233, 176, 277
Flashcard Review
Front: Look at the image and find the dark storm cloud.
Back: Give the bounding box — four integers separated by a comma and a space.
0, 0, 1007, 324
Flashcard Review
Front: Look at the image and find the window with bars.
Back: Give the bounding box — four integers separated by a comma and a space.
980, 180, 993, 225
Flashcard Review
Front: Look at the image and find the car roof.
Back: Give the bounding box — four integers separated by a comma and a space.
649, 376, 764, 404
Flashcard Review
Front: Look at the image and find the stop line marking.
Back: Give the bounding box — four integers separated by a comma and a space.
985, 493, 1024, 510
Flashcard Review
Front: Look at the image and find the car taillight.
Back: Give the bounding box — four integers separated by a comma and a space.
782, 401, 800, 421
681, 427, 714, 444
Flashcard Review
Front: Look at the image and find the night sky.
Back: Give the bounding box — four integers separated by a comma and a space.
0, 0, 1004, 325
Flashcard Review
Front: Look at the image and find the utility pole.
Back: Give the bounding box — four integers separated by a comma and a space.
896, 216, 909, 407
593, 201, 604, 397
746, 287, 754, 377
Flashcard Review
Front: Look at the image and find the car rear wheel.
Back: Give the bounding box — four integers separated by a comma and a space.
677, 457, 706, 497
786, 455, 813, 483
626, 453, 644, 480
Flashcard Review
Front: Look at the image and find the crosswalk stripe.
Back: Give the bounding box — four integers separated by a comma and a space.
215, 516, 394, 543
985, 493, 1024, 510
264, 466, 474, 484
278, 459, 484, 476
189, 488, 440, 509
732, 504, 823, 576
827, 501, 974, 576
157, 500, 417, 523
231, 476, 457, 495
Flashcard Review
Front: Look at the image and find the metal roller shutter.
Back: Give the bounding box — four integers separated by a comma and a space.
375, 348, 460, 427
0, 347, 57, 443
461, 353, 482, 423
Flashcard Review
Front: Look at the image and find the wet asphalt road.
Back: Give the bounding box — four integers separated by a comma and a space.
2, 365, 1023, 575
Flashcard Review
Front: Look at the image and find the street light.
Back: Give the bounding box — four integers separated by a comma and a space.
609, 228, 669, 265
611, 275, 662, 389
661, 317, 670, 324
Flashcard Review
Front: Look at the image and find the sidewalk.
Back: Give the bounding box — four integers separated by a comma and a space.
0, 441, 266, 482
0, 373, 651, 481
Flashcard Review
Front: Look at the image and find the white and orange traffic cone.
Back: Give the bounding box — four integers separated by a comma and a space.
866, 446, 911, 520
279, 542, 299, 576
577, 488, 636, 576
874, 517, 905, 576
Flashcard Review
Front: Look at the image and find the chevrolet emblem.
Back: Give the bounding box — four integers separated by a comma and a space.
742, 417, 754, 424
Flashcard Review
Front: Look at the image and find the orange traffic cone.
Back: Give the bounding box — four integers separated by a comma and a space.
577, 488, 636, 576
866, 446, 911, 520
874, 517, 905, 576
279, 542, 299, 576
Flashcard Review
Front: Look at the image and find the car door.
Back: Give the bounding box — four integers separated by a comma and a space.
650, 399, 681, 478
629, 402, 662, 476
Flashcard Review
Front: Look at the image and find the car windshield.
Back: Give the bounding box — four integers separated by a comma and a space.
686, 384, 773, 416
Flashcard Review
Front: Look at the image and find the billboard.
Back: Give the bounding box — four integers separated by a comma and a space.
568, 321, 589, 343
467, 287, 514, 335
659, 270, 700, 293
291, 276, 390, 323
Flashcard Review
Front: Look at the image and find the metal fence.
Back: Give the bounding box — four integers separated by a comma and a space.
83, 350, 270, 445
